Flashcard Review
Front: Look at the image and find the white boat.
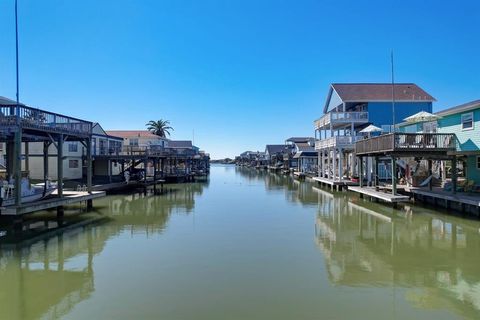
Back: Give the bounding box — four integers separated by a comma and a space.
0, 180, 57, 207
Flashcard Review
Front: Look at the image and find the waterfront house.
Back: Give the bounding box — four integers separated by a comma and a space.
265, 145, 289, 170
285, 137, 316, 174
398, 99, 480, 189
106, 130, 169, 154
19, 122, 123, 181
314, 83, 435, 184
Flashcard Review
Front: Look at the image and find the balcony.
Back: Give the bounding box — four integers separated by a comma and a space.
355, 133, 457, 156
314, 112, 368, 130
0, 104, 92, 136
315, 136, 362, 150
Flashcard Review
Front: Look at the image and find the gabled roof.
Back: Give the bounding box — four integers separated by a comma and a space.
285, 137, 314, 143
105, 130, 163, 139
169, 140, 193, 149
436, 99, 480, 117
324, 83, 435, 113
295, 142, 315, 152
265, 144, 288, 154
331, 83, 435, 102
93, 123, 123, 141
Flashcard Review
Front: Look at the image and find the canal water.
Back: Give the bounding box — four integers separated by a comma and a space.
1, 164, 480, 319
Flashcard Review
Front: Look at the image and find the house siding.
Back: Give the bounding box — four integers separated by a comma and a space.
367, 101, 433, 128
437, 108, 480, 152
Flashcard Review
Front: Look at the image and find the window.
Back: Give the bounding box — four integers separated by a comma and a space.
68, 143, 78, 152
69, 160, 79, 169
130, 138, 139, 146
477, 156, 480, 170
461, 112, 474, 130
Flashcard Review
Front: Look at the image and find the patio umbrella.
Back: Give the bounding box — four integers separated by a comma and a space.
360, 124, 382, 133
404, 111, 441, 123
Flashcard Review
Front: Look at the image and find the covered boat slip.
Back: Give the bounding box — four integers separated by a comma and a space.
352, 132, 480, 213
0, 98, 101, 215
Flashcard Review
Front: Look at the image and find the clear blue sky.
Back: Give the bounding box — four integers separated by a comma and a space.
0, 0, 479, 159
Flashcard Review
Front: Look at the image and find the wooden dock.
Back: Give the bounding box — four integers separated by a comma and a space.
312, 176, 358, 191
406, 187, 480, 214
348, 186, 410, 204
0, 191, 106, 216
91, 179, 166, 192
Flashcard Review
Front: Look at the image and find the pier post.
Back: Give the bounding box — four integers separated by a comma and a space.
427, 159, 433, 191
451, 156, 457, 195
43, 141, 49, 187
374, 156, 379, 187
57, 134, 64, 198
338, 148, 343, 182
24, 142, 29, 174
86, 137, 93, 210
391, 156, 397, 195
359, 156, 363, 188
332, 148, 336, 181
14, 130, 22, 206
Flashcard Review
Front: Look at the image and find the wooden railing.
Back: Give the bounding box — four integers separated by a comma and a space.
355, 133, 457, 155
314, 112, 368, 129
0, 104, 92, 136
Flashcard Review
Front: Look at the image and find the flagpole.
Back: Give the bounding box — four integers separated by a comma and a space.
391, 50, 395, 132
15, 0, 20, 112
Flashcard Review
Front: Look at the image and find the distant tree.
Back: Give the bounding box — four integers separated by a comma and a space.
146, 119, 173, 138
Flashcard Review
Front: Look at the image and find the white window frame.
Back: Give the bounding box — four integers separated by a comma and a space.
461, 112, 474, 131
69, 159, 79, 169
68, 142, 78, 153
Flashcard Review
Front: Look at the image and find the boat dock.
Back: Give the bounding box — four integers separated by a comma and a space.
348, 186, 410, 206
312, 176, 358, 191
0, 191, 106, 216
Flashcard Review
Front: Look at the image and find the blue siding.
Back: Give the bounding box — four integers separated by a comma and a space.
437, 108, 480, 152
466, 156, 480, 182
367, 102, 433, 128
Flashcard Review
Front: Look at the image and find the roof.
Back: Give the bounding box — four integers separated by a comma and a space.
295, 142, 315, 152
169, 140, 193, 149
293, 151, 318, 159
436, 99, 480, 117
0, 96, 25, 106
331, 83, 436, 102
265, 144, 288, 154
286, 137, 314, 143
105, 130, 162, 139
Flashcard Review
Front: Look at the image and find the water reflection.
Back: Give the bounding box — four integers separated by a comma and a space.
235, 167, 318, 207
0, 224, 99, 320
315, 188, 480, 318
0, 182, 207, 320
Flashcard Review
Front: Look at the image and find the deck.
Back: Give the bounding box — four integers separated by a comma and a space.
312, 176, 358, 186
355, 133, 456, 156
0, 191, 106, 216
314, 111, 368, 130
405, 186, 480, 212
315, 136, 362, 150
348, 186, 410, 203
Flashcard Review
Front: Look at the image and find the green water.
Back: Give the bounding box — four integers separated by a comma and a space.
1, 164, 480, 319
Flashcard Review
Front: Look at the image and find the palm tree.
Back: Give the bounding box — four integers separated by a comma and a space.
146, 119, 174, 138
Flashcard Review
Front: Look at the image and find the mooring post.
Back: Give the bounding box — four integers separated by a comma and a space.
451, 156, 457, 195
14, 130, 22, 206
57, 134, 64, 198
391, 155, 397, 195
86, 137, 93, 210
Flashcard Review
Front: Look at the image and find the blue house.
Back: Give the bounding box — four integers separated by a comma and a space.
315, 83, 435, 182
437, 100, 480, 184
